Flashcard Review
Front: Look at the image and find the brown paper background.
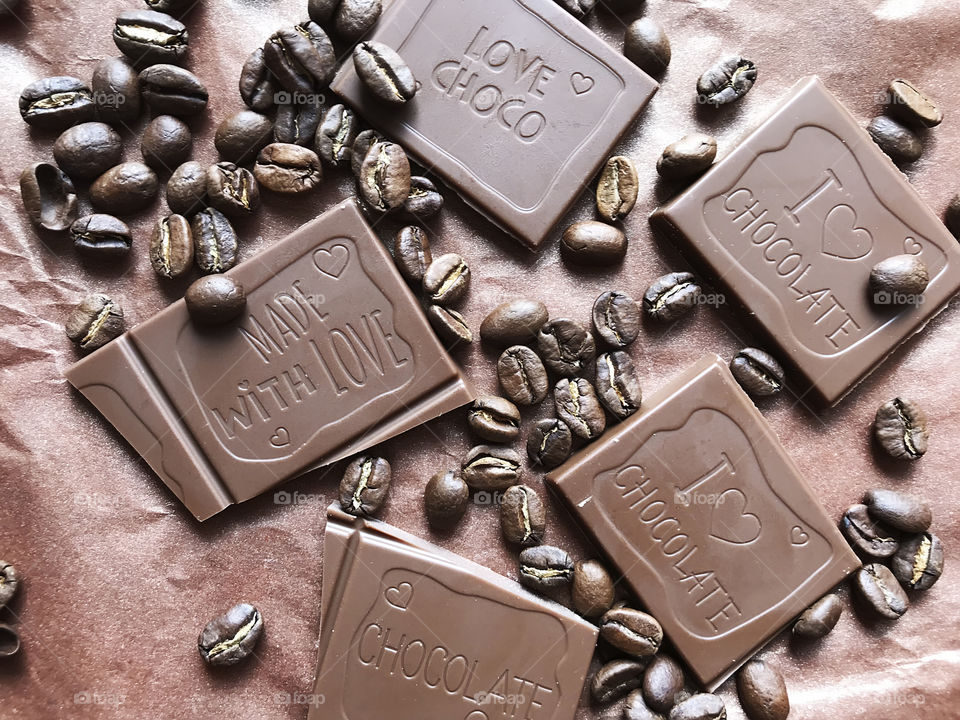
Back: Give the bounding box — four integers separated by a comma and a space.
0, 0, 958, 717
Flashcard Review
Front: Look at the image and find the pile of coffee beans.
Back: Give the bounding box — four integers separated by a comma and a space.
868, 78, 942, 164
0, 561, 21, 659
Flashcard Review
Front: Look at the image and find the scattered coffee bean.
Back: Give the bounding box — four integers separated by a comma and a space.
600, 607, 662, 658
526, 418, 572, 469
214, 110, 272, 165
334, 0, 382, 41
500, 484, 546, 546
891, 532, 943, 591
498, 346, 549, 406
20, 162, 77, 232
467, 395, 520, 442
91, 57, 142, 124
359, 141, 411, 212
207, 162, 260, 216
239, 48, 277, 113
669, 694, 725, 720
71, 214, 131, 259
561, 221, 627, 266
316, 104, 358, 167
353, 41, 417, 103
350, 129, 384, 178
423, 252, 470, 305
90, 162, 159, 215
642, 655, 684, 713
736, 658, 789, 720
841, 504, 899, 559
697, 56, 757, 106
873, 397, 928, 460
424, 469, 469, 529
263, 22, 336, 93
113, 10, 188, 66
274, 98, 322, 146
730, 348, 784, 397
393, 225, 432, 283
571, 560, 614, 618
166, 160, 206, 215
555, 0, 596, 19
150, 214, 194, 279
870, 254, 929, 303
538, 318, 596, 376
625, 690, 667, 720
185, 275, 246, 324
427, 305, 472, 345
596, 155, 639, 222
54, 122, 123, 181
657, 133, 717, 181
405, 176, 443, 219
65, 293, 124, 352
592, 659, 645, 704
0, 625, 20, 658
254, 143, 323, 194
481, 300, 548, 346
192, 208, 239, 274
339, 455, 391, 515
19, 76, 95, 129
307, 0, 337, 22
792, 593, 843, 639
643, 272, 701, 322
887, 78, 942, 129
864, 488, 932, 533
0, 562, 20, 608
518, 545, 574, 593
197, 603, 263, 666
139, 64, 208, 116
623, 18, 671, 76
141, 114, 192, 170
462, 444, 521, 491
593, 291, 640, 348
555, 378, 606, 440
867, 116, 922, 163
596, 351, 642, 419
854, 563, 908, 619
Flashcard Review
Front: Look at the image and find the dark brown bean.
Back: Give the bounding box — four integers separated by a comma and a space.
113, 10, 188, 66
65, 293, 124, 352
307, 0, 338, 22
891, 532, 943, 591
592, 659, 645, 705
623, 18, 671, 76
53, 122, 123, 181
480, 300, 548, 346
206, 162, 260, 216
19, 76, 95, 130
792, 593, 843, 639
149, 214, 194, 279
185, 275, 247, 325
657, 134, 717, 181
71, 214, 131, 259
238, 48, 277, 113
0, 562, 20, 608
274, 97, 322, 146
197, 603, 263, 666
697, 56, 757, 106
870, 254, 929, 303
91, 57, 141, 124
854, 563, 909, 619
427, 305, 472, 345
20, 162, 78, 232
316, 104, 358, 168
253, 143, 323, 194
339, 455, 391, 516
359, 141, 411, 211
643, 272, 701, 323
867, 116, 922, 163
424, 469, 469, 529
350, 129, 384, 178
392, 225, 432, 283
263, 23, 336, 93
500, 484, 546, 546
335, 0, 382, 41
498, 346, 549, 406
625, 690, 666, 720
571, 560, 614, 618
467, 395, 520, 443
593, 290, 640, 348
643, 655, 685, 713
864, 489, 932, 533
353, 41, 417, 104
90, 162, 159, 215
461, 445, 521, 491
596, 155, 639, 222
596, 351, 642, 419
555, 378, 606, 440
669, 694, 725, 720
887, 78, 942, 128
404, 176, 443, 219
841, 504, 899, 559
166, 160, 207, 215
214, 110, 273, 165
561, 221, 627, 266
518, 545, 573, 596
730, 348, 784, 397
873, 397, 928, 461
138, 64, 208, 116
423, 253, 470, 305
141, 114, 192, 170
538, 318, 595, 376
192, 208, 238, 274
600, 607, 662, 658
526, 418, 573, 469
736, 659, 789, 720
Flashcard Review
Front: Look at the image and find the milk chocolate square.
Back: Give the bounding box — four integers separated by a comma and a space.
331, 0, 658, 249
651, 77, 960, 406
546, 355, 860, 689
66, 199, 474, 521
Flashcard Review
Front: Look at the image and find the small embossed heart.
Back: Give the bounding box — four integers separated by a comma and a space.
709, 489, 761, 545
821, 204, 873, 260
790, 525, 809, 546
313, 243, 349, 278
269, 427, 290, 448
903, 237, 923, 255
385, 581, 413, 610
571, 72, 594, 95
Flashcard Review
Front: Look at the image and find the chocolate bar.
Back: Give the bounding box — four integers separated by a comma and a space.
331, 0, 658, 249
651, 77, 960, 406
546, 355, 860, 689
66, 199, 474, 521
312, 504, 597, 720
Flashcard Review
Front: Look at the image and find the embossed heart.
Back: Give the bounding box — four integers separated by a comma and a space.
385, 581, 413, 610
790, 525, 809, 546
269, 427, 290, 448
903, 236, 923, 255
571, 72, 594, 95
820, 204, 873, 260
313, 244, 349, 278
709, 488, 761, 545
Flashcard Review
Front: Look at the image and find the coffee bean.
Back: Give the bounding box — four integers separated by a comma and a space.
316, 104, 358, 167
192, 208, 239, 274
0, 625, 20, 658
263, 22, 336, 93
19, 76, 95, 129
571, 560, 614, 618
339, 455, 391, 515
65, 293, 124, 352
593, 291, 640, 348
730, 348, 784, 397
307, 0, 337, 22
625, 690, 667, 720
481, 300, 548, 346
166, 161, 207, 215
555, 378, 606, 440
359, 141, 411, 211
736, 659, 788, 720
424, 469, 469, 529
141, 114, 192, 170
596, 351, 642, 419
867, 116, 922, 163
71, 214, 131, 259
945, 194, 960, 238
518, 545, 574, 593
841, 504, 899, 559
239, 48, 278, 113
392, 226, 432, 283
697, 56, 756, 106
185, 275, 247, 324
335, 0, 382, 41
254, 143, 323, 194
274, 98, 322, 146
353, 41, 417, 104
214, 110, 273, 165
891, 532, 943, 591
642, 655, 685, 713
467, 395, 520, 442
91, 57, 142, 124
792, 593, 843, 639
623, 18, 671, 76
462, 444, 521, 491
197, 603, 263, 666
864, 488, 932, 533
54, 122, 123, 181
657, 134, 717, 181
498, 346, 549, 406
427, 305, 472, 345
887, 78, 942, 129
113, 10, 188, 66
350, 129, 384, 178
500, 484, 546, 546
600, 607, 662, 658
0, 562, 20, 608
423, 253, 470, 305
596, 155, 639, 222
555, 0, 596, 19
20, 162, 77, 232
592, 659, 645, 704
139, 64, 208, 116
873, 397, 928, 460
405, 176, 443, 219
526, 418, 572, 469
150, 214, 194, 279
90, 162, 159, 215
870, 254, 929, 302
561, 221, 627, 266
669, 694, 725, 720
854, 563, 909, 619
207, 162, 260, 216
538, 319, 596, 376
643, 272, 701, 323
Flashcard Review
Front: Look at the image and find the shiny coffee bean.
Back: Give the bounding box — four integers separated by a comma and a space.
19, 76, 95, 130
623, 18, 671, 76
481, 299, 548, 346
239, 48, 277, 113
643, 272, 701, 322
657, 134, 717, 181
841, 504, 899, 559
192, 208, 238, 274
393, 225, 432, 283
350, 129, 384, 178
596, 351, 642, 419
643, 655, 685, 713
467, 395, 520, 442
138, 64, 208, 116
150, 214, 194, 279
90, 162, 159, 215
518, 545, 574, 593
736, 659, 789, 720
625, 690, 666, 720
353, 41, 417, 104
854, 563, 909, 619
423, 253, 470, 305
334, 0, 382, 41
730, 348, 784, 397
274, 98, 322, 146
555, 378, 606, 440
868, 116, 922, 163
697, 56, 757, 106
592, 659, 645, 704
596, 155, 638, 222
887, 78, 942, 128
561, 221, 627, 266
166, 160, 207, 215
500, 484, 546, 546
70, 214, 131, 259
891, 532, 943, 590
424, 469, 469, 529
461, 444, 521, 491
20, 162, 77, 231
864, 488, 932, 533
405, 176, 443, 219
593, 290, 640, 348
197, 603, 263, 666
556, 0, 596, 19
873, 397, 928, 461
65, 293, 124, 352
206, 162, 260, 216
254, 143, 323, 194
792, 593, 843, 639
0, 625, 20, 658
870, 254, 929, 302
427, 305, 472, 345
498, 346, 549, 406
538, 318, 596, 376
316, 104, 358, 167
0, 562, 20, 608
339, 455, 391, 515
54, 122, 123, 180
113, 10, 188, 66
185, 275, 246, 325
526, 418, 572, 469
91, 57, 141, 124
263, 22, 336, 93
214, 110, 273, 164
307, 0, 337, 22
669, 694, 725, 720
359, 141, 411, 211
571, 560, 614, 618
600, 607, 662, 658
141, 114, 192, 170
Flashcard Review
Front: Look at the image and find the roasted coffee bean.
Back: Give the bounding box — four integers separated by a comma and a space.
500, 484, 546, 546
571, 560, 614, 618
538, 319, 596, 376
353, 41, 417, 104
334, 0, 382, 41
555, 0, 596, 19
197, 603, 263, 666
264, 22, 336, 93
70, 214, 131, 258
596, 156, 638, 223
19, 76, 95, 129
423, 252, 470, 305
113, 10, 188, 66
141, 114, 192, 170
730, 348, 784, 397
697, 56, 756, 106
841, 504, 899, 559
307, 0, 337, 22
405, 176, 443, 219
526, 418, 572, 469
0, 625, 20, 658
792, 593, 843, 639
623, 18, 671, 76
592, 659, 645, 704
643, 655, 685, 713
90, 162, 159, 215
138, 64, 208, 116
867, 116, 922, 163
657, 133, 717, 181
150, 214, 194, 279
339, 455, 391, 515
462, 444, 521, 491
427, 305, 472, 345
274, 98, 322, 146
892, 532, 943, 591
481, 300, 548, 346
518, 545, 574, 593
359, 141, 411, 211
392, 226, 432, 283
192, 208, 239, 274
206, 162, 260, 216
467, 395, 520, 442
592, 291, 640, 348
498, 346, 549, 406
185, 275, 246, 324
600, 607, 662, 658
166, 160, 206, 215
555, 378, 606, 440
870, 254, 929, 302
20, 162, 77, 231
239, 48, 277, 113
864, 489, 932, 533
316, 104, 358, 167
254, 143, 323, 194
887, 78, 942, 128
91, 57, 141, 124
625, 690, 667, 720
669, 694, 725, 720
0, 562, 20, 608
854, 563, 909, 619
54, 122, 123, 181
643, 272, 701, 323
596, 351, 642, 419
736, 659, 788, 720
873, 397, 928, 460
561, 221, 627, 266
65, 293, 124, 352
350, 129, 384, 178
424, 469, 469, 529
214, 110, 273, 165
